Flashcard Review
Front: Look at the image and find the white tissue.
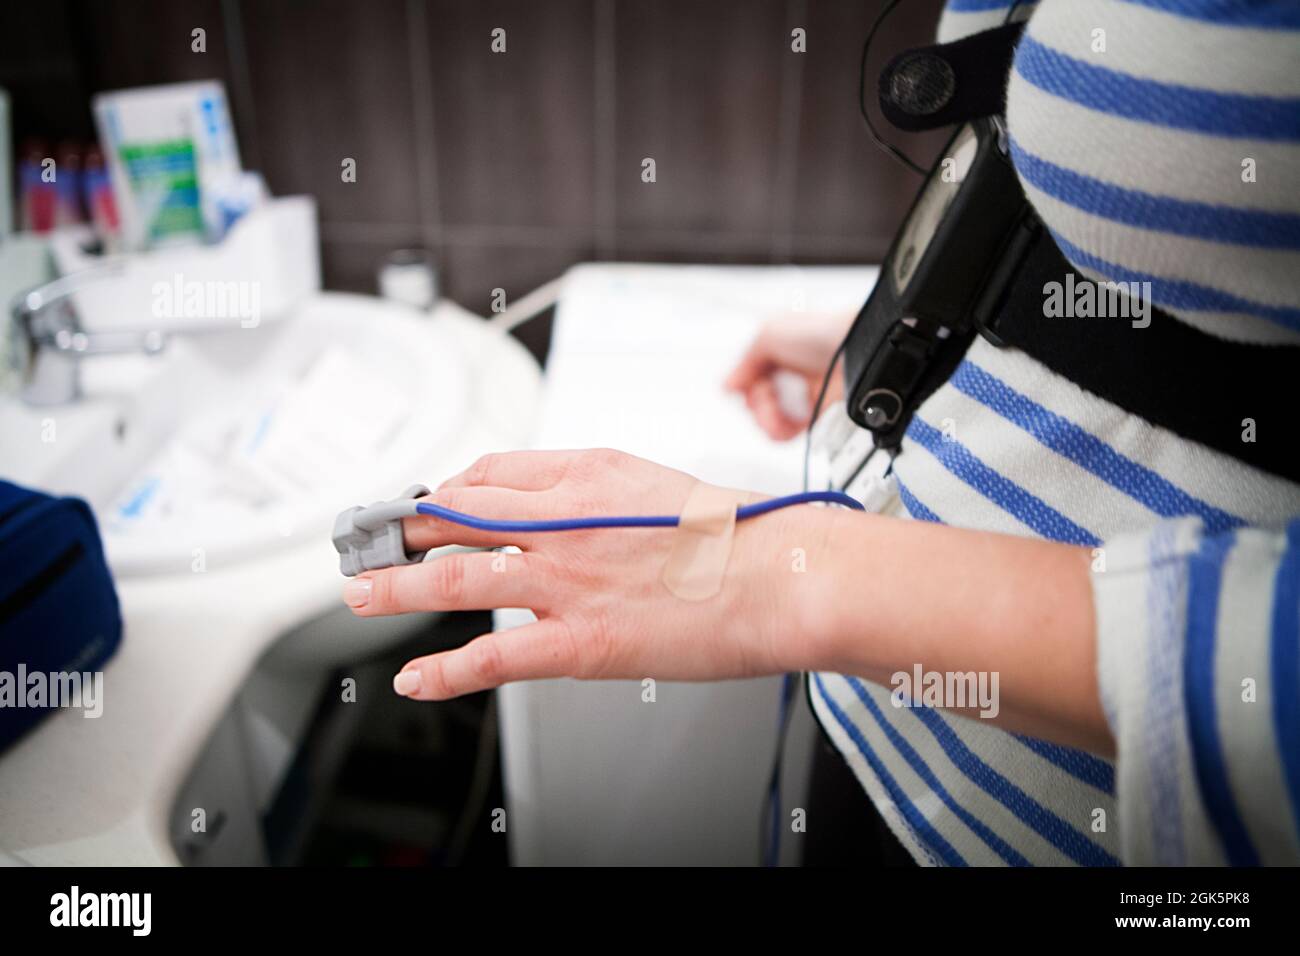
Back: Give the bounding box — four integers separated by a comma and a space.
108, 347, 410, 535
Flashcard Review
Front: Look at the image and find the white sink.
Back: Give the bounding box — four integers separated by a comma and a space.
0, 289, 545, 866
0, 291, 468, 578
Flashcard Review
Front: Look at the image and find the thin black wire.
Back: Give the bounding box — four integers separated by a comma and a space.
860, 0, 1032, 176
444, 693, 498, 866
860, 0, 927, 177
760, 0, 1033, 868
758, 335, 850, 866
802, 336, 849, 494
763, 0, 1025, 864
758, 671, 797, 866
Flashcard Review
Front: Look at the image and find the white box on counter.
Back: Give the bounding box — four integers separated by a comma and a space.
48, 196, 321, 334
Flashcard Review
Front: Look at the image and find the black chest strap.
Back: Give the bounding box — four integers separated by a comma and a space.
977, 222, 1299, 484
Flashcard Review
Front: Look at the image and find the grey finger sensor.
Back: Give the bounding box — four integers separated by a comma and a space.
332, 484, 431, 577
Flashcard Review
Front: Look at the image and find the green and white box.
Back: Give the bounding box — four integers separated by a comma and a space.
93, 81, 243, 250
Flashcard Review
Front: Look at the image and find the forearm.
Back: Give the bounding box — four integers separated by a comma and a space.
795, 508, 1112, 755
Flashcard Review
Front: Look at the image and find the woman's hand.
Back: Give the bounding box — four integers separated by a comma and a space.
725, 311, 855, 440
339, 447, 1111, 753
342, 449, 836, 700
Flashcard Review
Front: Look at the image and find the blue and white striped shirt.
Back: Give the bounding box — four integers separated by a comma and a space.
809, 0, 1300, 865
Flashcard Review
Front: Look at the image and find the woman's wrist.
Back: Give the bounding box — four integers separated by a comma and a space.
806, 508, 907, 674
734, 503, 876, 674
717, 503, 829, 674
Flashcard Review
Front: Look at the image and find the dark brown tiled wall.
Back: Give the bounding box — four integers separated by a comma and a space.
2, 0, 947, 339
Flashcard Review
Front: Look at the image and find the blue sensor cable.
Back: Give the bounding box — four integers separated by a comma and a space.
414, 489, 864, 533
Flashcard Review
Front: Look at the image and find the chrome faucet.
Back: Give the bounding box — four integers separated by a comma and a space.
7, 265, 166, 405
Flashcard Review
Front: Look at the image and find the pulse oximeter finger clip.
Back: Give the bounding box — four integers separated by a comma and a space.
332, 484, 432, 577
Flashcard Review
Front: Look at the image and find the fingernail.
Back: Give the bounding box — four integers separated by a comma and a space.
393, 670, 422, 697
343, 577, 373, 608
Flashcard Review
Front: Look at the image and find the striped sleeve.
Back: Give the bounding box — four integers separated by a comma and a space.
1093, 517, 1300, 864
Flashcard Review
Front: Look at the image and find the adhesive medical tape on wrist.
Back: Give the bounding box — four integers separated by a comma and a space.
661, 482, 757, 601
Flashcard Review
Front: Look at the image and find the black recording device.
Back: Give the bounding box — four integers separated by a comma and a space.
841, 116, 1037, 449
834, 17, 1292, 481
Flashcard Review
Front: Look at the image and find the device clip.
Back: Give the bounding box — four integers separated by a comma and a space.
332, 484, 431, 577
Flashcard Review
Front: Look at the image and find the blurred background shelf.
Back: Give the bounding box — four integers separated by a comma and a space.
1, 0, 946, 365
